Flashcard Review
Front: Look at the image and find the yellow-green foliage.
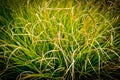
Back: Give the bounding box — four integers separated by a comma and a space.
0, 0, 120, 80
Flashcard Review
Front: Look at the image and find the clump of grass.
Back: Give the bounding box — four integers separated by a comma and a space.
0, 0, 120, 80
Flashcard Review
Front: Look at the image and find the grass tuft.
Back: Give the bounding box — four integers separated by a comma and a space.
0, 0, 120, 80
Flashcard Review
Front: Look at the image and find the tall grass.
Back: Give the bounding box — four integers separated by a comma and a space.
0, 0, 120, 80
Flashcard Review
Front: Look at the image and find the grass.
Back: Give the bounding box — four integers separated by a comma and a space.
0, 0, 120, 80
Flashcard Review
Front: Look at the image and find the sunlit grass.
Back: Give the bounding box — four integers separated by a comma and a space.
0, 0, 120, 80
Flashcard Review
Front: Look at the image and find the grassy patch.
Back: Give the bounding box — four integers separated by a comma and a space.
0, 0, 120, 80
